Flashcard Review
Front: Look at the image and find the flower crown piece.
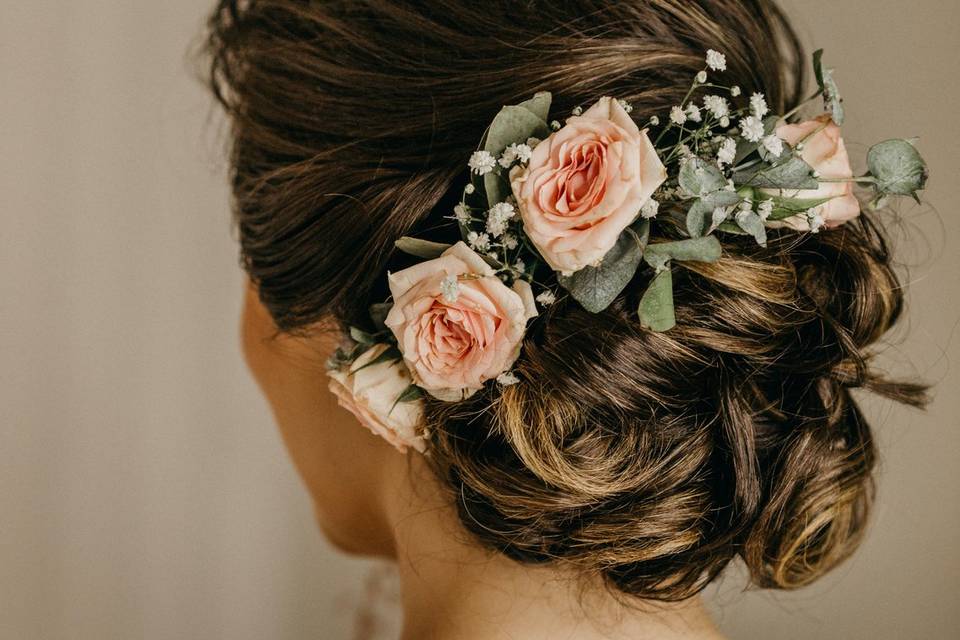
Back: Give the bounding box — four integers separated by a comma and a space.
327, 49, 929, 453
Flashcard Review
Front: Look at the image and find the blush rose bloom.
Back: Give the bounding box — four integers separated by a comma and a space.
509, 96, 667, 274
771, 114, 861, 230
327, 343, 427, 454
385, 241, 537, 401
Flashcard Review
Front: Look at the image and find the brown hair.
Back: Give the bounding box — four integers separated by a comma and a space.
205, 0, 927, 601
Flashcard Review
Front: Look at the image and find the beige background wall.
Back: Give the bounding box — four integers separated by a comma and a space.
1, 1, 957, 639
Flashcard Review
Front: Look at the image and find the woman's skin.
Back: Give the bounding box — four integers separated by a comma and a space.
241, 283, 726, 640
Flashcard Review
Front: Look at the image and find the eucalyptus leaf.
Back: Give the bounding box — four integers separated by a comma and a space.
516, 91, 553, 123
686, 205, 708, 239
481, 103, 551, 207
766, 194, 835, 221
638, 268, 676, 332
822, 71, 844, 125
395, 236, 452, 259
644, 236, 722, 269
867, 139, 928, 197
813, 49, 844, 125
686, 191, 742, 237
733, 155, 818, 190
484, 172, 511, 208
557, 223, 647, 313
483, 105, 550, 156
679, 157, 727, 196
735, 211, 767, 247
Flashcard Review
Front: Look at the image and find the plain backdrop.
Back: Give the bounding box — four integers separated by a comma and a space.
1, 1, 957, 639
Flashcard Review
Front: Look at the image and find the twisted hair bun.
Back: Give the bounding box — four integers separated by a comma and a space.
206, 0, 927, 600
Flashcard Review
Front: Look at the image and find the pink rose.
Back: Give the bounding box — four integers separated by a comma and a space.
509, 96, 667, 274
327, 343, 427, 453
772, 115, 861, 230
385, 242, 537, 401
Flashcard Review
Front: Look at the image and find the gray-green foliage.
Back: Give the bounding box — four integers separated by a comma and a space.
734, 210, 767, 246
733, 155, 818, 190
813, 49, 844, 125
558, 220, 649, 313
686, 190, 741, 237
636, 236, 722, 331
867, 139, 928, 200
638, 268, 675, 331
679, 157, 727, 196
481, 92, 552, 206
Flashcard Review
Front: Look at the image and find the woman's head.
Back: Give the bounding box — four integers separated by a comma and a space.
207, 0, 926, 602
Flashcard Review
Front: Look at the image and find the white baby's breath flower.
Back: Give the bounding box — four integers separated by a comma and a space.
696, 71, 708, 84
454, 203, 471, 224
686, 103, 702, 123
526, 136, 541, 149
757, 199, 774, 220
513, 259, 526, 273
717, 137, 737, 166
499, 142, 533, 168
440, 274, 460, 303
617, 99, 633, 113
486, 214, 506, 237
719, 116, 731, 128
489, 201, 516, 222
468, 150, 496, 175
640, 198, 660, 218
670, 106, 687, 126
750, 92, 769, 118
740, 115, 765, 143
706, 49, 727, 72
550, 120, 562, 131
486, 202, 515, 238
762, 134, 784, 157
703, 95, 729, 119
572, 106, 583, 116
496, 372, 520, 386
502, 234, 518, 250
649, 115, 660, 126
467, 231, 490, 251
464, 183, 475, 195
511, 143, 533, 164
730, 85, 741, 97
536, 290, 556, 306
677, 144, 693, 158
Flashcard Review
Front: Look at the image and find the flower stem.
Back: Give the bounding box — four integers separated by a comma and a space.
782, 90, 824, 122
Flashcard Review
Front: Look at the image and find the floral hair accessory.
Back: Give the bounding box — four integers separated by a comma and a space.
326, 49, 929, 451
326, 342, 427, 453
